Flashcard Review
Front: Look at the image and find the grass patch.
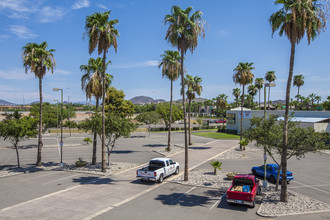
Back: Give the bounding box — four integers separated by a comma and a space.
192, 132, 240, 139
48, 128, 85, 134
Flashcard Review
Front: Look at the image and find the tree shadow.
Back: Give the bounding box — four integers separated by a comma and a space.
130, 135, 147, 138
188, 146, 212, 150
217, 197, 250, 211
143, 144, 167, 148
0, 164, 43, 173
72, 176, 115, 185
130, 179, 156, 185
155, 193, 212, 207
3, 144, 38, 150
111, 150, 136, 154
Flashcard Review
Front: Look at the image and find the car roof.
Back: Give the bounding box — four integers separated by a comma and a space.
150, 158, 170, 161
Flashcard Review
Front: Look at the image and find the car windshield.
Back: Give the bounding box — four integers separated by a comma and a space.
273, 166, 279, 171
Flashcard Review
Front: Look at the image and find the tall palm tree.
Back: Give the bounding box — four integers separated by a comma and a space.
232, 88, 241, 107
270, 0, 326, 202
164, 5, 206, 181
185, 75, 202, 145
216, 94, 228, 128
265, 71, 276, 110
293, 74, 304, 105
85, 11, 119, 172
233, 62, 254, 150
159, 50, 181, 151
255, 78, 264, 109
80, 57, 112, 165
248, 84, 258, 109
315, 95, 322, 105
22, 42, 55, 167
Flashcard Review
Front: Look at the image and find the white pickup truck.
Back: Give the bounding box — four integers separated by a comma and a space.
136, 158, 179, 183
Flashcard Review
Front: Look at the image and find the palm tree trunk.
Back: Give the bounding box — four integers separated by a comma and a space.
188, 98, 192, 146
222, 108, 225, 128
240, 86, 244, 150
92, 98, 99, 165
15, 142, 20, 168
259, 89, 261, 109
101, 51, 106, 172
180, 50, 188, 181
167, 80, 173, 151
37, 77, 43, 166
268, 86, 270, 110
281, 42, 296, 203
297, 87, 300, 110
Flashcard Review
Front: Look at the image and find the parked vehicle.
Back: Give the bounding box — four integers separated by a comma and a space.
251, 164, 293, 183
226, 174, 261, 208
215, 119, 226, 123
136, 158, 179, 183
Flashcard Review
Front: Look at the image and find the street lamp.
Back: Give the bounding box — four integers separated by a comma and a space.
263, 83, 276, 188
53, 88, 63, 165
53, 99, 59, 138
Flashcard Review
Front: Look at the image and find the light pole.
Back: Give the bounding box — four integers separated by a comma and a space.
53, 88, 63, 165
263, 83, 276, 188
53, 99, 59, 138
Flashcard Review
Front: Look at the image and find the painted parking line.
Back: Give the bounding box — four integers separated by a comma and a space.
209, 194, 226, 210
21, 171, 64, 182
295, 173, 330, 184
291, 180, 330, 195
289, 183, 330, 189
170, 187, 196, 205
42, 173, 81, 185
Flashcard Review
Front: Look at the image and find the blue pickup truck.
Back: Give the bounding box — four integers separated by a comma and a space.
251, 164, 293, 183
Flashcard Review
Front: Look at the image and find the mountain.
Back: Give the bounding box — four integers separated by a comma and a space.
175, 97, 208, 103
129, 96, 166, 104
0, 99, 17, 106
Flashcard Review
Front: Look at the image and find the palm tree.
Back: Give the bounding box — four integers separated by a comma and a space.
232, 88, 241, 107
80, 57, 112, 165
85, 11, 119, 172
22, 42, 55, 166
293, 74, 305, 106
315, 95, 322, 106
255, 78, 264, 109
270, 0, 326, 202
233, 62, 254, 150
309, 93, 317, 110
159, 50, 181, 151
248, 84, 258, 109
265, 71, 276, 110
216, 94, 228, 128
185, 75, 202, 146
164, 5, 206, 181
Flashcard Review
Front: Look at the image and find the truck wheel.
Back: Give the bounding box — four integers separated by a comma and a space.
270, 175, 276, 184
257, 186, 261, 195
251, 200, 255, 208
175, 167, 179, 175
158, 174, 164, 183
252, 169, 257, 176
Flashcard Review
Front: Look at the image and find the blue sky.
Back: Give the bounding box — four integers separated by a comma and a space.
0, 0, 329, 104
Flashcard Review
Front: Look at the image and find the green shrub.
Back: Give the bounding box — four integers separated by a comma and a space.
209, 160, 222, 175
176, 127, 180, 130
165, 127, 169, 131
159, 127, 165, 131
83, 137, 92, 145
75, 157, 87, 167
171, 127, 176, 131
193, 127, 200, 130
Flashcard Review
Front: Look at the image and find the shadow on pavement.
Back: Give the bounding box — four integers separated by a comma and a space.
111, 150, 137, 154
130, 179, 156, 185
143, 144, 167, 148
155, 193, 212, 207
188, 146, 212, 150
72, 176, 115, 185
0, 164, 43, 173
217, 197, 252, 212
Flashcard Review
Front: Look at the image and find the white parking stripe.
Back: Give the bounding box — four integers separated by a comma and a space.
292, 180, 330, 195
42, 173, 81, 185
209, 194, 226, 210
170, 187, 196, 204
295, 173, 330, 184
289, 183, 330, 189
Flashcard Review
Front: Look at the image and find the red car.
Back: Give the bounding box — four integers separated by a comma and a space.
215, 119, 226, 123
226, 174, 261, 208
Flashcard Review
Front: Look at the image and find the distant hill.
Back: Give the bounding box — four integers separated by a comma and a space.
129, 96, 166, 104
0, 99, 16, 106
175, 97, 208, 103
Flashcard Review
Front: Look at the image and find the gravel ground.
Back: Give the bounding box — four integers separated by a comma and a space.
153, 145, 184, 157
171, 169, 232, 189
0, 161, 138, 178
216, 145, 261, 160
258, 188, 330, 217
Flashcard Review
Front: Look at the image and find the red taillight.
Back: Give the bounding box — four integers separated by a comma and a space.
136, 170, 138, 175
154, 172, 157, 177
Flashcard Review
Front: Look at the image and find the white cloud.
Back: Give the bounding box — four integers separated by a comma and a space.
38, 6, 65, 23
72, 0, 90, 10
0, 34, 9, 40
0, 0, 30, 12
9, 25, 37, 39
0, 68, 34, 80
56, 69, 71, 75
112, 60, 158, 69
96, 3, 107, 10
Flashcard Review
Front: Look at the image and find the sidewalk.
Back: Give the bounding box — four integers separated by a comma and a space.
0, 139, 238, 220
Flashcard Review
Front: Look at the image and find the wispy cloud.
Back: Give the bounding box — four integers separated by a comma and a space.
0, 0, 38, 19
0, 34, 9, 40
112, 60, 158, 69
0, 68, 34, 80
38, 6, 65, 23
216, 29, 229, 38
9, 25, 37, 39
56, 69, 71, 75
96, 3, 107, 10
72, 0, 90, 10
